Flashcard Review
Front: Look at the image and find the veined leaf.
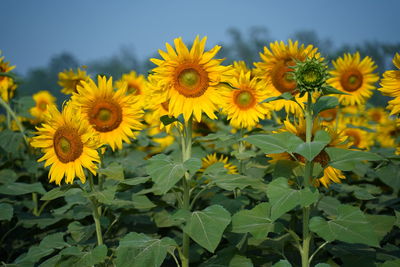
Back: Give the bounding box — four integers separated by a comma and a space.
326, 147, 383, 171
245, 132, 303, 154
184, 205, 231, 253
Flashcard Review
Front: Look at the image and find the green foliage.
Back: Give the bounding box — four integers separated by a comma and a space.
183, 205, 231, 252
326, 147, 383, 171
245, 132, 303, 154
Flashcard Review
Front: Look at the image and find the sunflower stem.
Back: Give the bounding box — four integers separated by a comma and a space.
0, 97, 29, 147
180, 116, 193, 267
301, 92, 314, 267
88, 174, 104, 246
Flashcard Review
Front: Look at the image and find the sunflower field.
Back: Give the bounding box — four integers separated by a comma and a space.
0, 36, 400, 267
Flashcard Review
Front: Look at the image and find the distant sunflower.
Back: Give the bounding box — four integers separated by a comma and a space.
30, 103, 101, 185
30, 91, 57, 123
375, 118, 400, 148
337, 118, 374, 150
328, 52, 378, 106
268, 118, 348, 188
115, 71, 149, 106
319, 108, 338, 125
200, 153, 238, 174
0, 53, 17, 102
58, 68, 90, 95
150, 36, 232, 122
254, 40, 321, 114
72, 76, 143, 151
379, 53, 400, 98
220, 70, 271, 129
366, 107, 389, 125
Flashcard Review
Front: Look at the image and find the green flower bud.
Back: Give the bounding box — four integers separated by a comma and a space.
292, 57, 329, 95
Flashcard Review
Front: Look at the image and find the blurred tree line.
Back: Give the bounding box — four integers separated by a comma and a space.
15, 27, 400, 106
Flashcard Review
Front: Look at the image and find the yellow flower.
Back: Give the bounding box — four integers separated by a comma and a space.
30, 103, 101, 185
0, 53, 17, 102
150, 36, 232, 122
366, 107, 389, 126
375, 118, 399, 148
379, 53, 400, 98
220, 70, 271, 129
200, 153, 238, 174
337, 118, 374, 150
115, 71, 149, 107
30, 91, 57, 123
328, 52, 378, 106
58, 68, 90, 95
71, 76, 143, 151
254, 40, 321, 114
268, 118, 348, 188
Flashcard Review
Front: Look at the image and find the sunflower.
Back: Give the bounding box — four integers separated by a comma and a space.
253, 40, 321, 114
268, 118, 348, 187
379, 53, 400, 98
71, 76, 143, 151
366, 107, 389, 126
328, 52, 378, 106
30, 103, 101, 185
337, 117, 374, 150
200, 153, 238, 174
150, 36, 232, 122
0, 53, 17, 102
319, 108, 338, 125
115, 71, 149, 106
30, 91, 57, 123
220, 69, 271, 129
58, 68, 90, 95
375, 118, 400, 148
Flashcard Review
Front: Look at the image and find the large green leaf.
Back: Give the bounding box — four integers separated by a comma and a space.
376, 164, 400, 191
313, 96, 339, 116
0, 169, 18, 184
40, 185, 75, 201
183, 157, 202, 177
326, 147, 383, 171
0, 182, 45, 195
98, 162, 124, 181
0, 203, 13, 221
366, 214, 395, 241
116, 232, 176, 267
209, 173, 267, 191
74, 245, 108, 267
245, 132, 303, 154
146, 154, 186, 194
184, 205, 231, 252
267, 177, 319, 221
229, 255, 253, 267
261, 92, 294, 103
232, 202, 274, 239
294, 130, 331, 161
309, 204, 379, 247
0, 129, 24, 154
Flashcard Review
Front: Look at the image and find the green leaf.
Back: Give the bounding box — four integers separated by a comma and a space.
376, 164, 400, 191
14, 96, 35, 118
0, 169, 18, 184
68, 221, 95, 243
120, 177, 150, 186
261, 92, 294, 103
354, 189, 375, 200
98, 162, 124, 181
0, 130, 24, 154
231, 150, 256, 160
131, 195, 156, 210
317, 196, 340, 216
146, 154, 186, 195
272, 260, 292, 267
40, 233, 68, 250
87, 187, 116, 204
183, 157, 202, 177
326, 147, 383, 171
366, 214, 395, 241
245, 132, 303, 154
232, 202, 274, 239
309, 204, 379, 247
184, 205, 231, 252
0, 203, 13, 221
229, 255, 253, 267
395, 211, 400, 228
320, 85, 349, 95
313, 96, 339, 116
294, 130, 330, 161
40, 185, 74, 201
160, 115, 179, 126
267, 177, 319, 221
116, 232, 176, 267
210, 173, 267, 191
0, 182, 45, 195
74, 245, 108, 267
381, 259, 400, 267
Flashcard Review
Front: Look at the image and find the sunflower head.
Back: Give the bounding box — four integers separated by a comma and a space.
115, 71, 149, 108
58, 68, 90, 95
71, 75, 144, 151
30, 103, 101, 185
328, 52, 378, 106
292, 57, 329, 95
30, 91, 57, 123
200, 153, 238, 174
150, 36, 232, 122
0, 53, 17, 102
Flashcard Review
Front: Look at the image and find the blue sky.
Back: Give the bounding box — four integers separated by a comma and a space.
2, 0, 400, 74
